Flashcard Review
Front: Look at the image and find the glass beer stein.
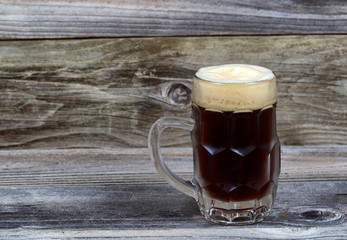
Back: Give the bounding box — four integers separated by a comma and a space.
148, 64, 280, 225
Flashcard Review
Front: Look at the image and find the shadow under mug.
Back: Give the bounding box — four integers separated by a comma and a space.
148, 65, 281, 225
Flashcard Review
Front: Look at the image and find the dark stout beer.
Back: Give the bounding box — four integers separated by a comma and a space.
191, 104, 280, 202
192, 64, 280, 205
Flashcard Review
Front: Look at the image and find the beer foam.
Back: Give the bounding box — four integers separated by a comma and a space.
193, 64, 276, 111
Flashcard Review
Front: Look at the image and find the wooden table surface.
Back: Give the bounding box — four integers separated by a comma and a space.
0, 146, 345, 239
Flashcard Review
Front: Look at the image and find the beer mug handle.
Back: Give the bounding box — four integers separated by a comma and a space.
148, 116, 197, 200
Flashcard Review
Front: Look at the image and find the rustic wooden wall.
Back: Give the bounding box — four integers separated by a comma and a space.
0, 1, 346, 149
1, 0, 346, 39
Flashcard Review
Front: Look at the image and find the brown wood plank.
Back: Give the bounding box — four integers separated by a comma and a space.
0, 0, 346, 39
0, 146, 345, 187
0, 36, 346, 149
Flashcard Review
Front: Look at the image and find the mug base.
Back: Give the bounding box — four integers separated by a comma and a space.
199, 204, 269, 225
195, 183, 276, 225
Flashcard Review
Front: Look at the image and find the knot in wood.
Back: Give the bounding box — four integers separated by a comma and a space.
168, 83, 191, 105
276, 207, 345, 226
300, 210, 337, 222
295, 207, 344, 225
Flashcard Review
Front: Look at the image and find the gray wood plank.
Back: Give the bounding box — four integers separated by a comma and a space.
0, 0, 346, 39
0, 146, 345, 187
0, 147, 344, 238
0, 183, 345, 238
0, 36, 346, 149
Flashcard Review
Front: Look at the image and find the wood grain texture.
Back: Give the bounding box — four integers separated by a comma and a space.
0, 35, 346, 149
0, 146, 345, 187
0, 182, 346, 239
0, 147, 345, 239
0, 0, 346, 39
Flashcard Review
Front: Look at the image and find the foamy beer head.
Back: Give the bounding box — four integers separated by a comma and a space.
193, 64, 277, 112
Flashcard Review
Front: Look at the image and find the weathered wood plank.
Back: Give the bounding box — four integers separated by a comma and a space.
0, 147, 345, 238
0, 0, 346, 39
0, 146, 345, 186
0, 183, 345, 238
0, 182, 347, 232
0, 36, 346, 149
